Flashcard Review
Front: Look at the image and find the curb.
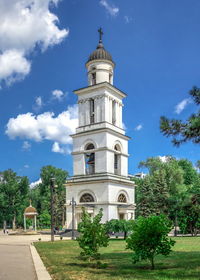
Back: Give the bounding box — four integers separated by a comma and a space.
30, 244, 52, 280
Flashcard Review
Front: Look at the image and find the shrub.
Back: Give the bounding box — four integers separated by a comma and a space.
77, 208, 109, 260
126, 215, 175, 269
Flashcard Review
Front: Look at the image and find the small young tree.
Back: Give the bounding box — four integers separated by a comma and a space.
77, 208, 109, 260
126, 215, 175, 269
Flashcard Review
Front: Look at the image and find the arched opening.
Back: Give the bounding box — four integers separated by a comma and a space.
118, 193, 127, 203
114, 144, 121, 175
89, 99, 95, 124
80, 193, 95, 203
85, 143, 95, 174
91, 73, 96, 85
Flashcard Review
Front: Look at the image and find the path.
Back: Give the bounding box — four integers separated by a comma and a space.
0, 231, 65, 280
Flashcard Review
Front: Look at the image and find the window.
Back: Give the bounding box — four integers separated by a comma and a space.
119, 213, 125, 220
90, 99, 95, 124
80, 193, 94, 203
85, 143, 95, 174
112, 100, 116, 125
114, 144, 121, 175
118, 194, 127, 203
109, 73, 112, 84
91, 73, 96, 85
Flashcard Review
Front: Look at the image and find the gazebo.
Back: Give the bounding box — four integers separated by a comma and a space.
24, 202, 38, 231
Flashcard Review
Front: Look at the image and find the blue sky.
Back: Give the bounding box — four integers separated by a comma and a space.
0, 0, 199, 184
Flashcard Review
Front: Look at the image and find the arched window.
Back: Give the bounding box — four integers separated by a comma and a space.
80, 193, 95, 203
118, 193, 127, 203
114, 144, 121, 175
85, 143, 95, 174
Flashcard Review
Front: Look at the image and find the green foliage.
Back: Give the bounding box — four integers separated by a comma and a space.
160, 86, 200, 146
77, 208, 109, 260
105, 219, 134, 239
126, 215, 176, 269
38, 210, 51, 228
0, 169, 29, 229
31, 165, 68, 227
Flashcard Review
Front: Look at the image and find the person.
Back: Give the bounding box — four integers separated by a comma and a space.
3, 228, 5, 234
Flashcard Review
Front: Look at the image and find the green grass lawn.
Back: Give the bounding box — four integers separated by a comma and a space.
35, 237, 200, 280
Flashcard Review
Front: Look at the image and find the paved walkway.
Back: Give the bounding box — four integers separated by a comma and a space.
0, 231, 66, 280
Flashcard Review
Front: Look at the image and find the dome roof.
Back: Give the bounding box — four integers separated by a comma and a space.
87, 42, 114, 64
24, 206, 37, 214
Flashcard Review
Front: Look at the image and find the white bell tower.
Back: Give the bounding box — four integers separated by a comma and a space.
65, 29, 135, 228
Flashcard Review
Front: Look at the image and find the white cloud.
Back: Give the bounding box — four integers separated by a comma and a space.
30, 178, 42, 189
124, 16, 132, 24
35, 96, 43, 108
24, 164, 29, 168
158, 156, 169, 163
135, 124, 143, 131
6, 105, 78, 149
22, 141, 31, 151
52, 89, 65, 101
0, 50, 31, 85
175, 98, 191, 114
0, 0, 68, 86
52, 142, 71, 154
100, 0, 119, 16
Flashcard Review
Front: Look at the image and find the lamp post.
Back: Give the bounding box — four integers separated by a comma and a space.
50, 177, 56, 242
70, 197, 76, 240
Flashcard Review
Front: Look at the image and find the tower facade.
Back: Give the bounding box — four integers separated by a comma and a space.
65, 30, 135, 228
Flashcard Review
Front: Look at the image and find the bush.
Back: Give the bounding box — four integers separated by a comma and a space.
126, 215, 175, 269
77, 208, 109, 260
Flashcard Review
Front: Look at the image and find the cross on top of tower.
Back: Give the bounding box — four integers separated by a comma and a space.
98, 27, 103, 43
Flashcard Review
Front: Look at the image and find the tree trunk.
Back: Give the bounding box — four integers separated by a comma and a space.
124, 231, 127, 240
3, 220, 6, 233
150, 256, 155, 270
12, 215, 16, 230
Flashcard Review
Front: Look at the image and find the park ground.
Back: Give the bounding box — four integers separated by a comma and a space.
35, 237, 200, 280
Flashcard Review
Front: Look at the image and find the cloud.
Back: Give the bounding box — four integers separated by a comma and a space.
52, 89, 66, 101
175, 98, 191, 114
52, 142, 71, 154
24, 164, 29, 168
124, 16, 132, 24
158, 156, 169, 163
134, 124, 143, 131
100, 0, 119, 16
30, 178, 42, 189
0, 0, 68, 86
6, 105, 78, 150
22, 141, 31, 151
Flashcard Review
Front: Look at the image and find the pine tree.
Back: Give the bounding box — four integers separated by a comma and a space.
160, 86, 200, 146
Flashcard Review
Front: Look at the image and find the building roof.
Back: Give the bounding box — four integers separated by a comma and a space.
87, 42, 114, 64
86, 29, 114, 65
24, 205, 37, 214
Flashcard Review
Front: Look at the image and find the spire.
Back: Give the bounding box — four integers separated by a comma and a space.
97, 27, 104, 49
98, 27, 103, 43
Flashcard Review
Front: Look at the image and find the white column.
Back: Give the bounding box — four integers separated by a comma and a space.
119, 103, 123, 128
85, 100, 90, 125
34, 215, 37, 231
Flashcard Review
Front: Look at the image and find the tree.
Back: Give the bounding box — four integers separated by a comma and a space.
160, 86, 200, 146
105, 219, 134, 239
0, 169, 29, 229
31, 165, 68, 227
77, 208, 109, 260
126, 215, 175, 269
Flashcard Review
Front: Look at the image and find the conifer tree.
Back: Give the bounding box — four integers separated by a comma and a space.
160, 86, 200, 146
